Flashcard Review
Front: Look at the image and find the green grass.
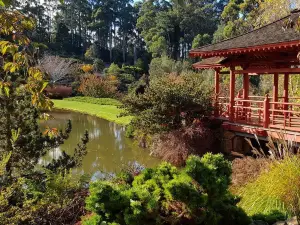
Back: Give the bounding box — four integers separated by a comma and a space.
52, 99, 132, 125
64, 97, 122, 106
238, 157, 300, 217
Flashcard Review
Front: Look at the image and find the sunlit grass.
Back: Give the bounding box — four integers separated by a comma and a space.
64, 97, 122, 106
238, 156, 300, 218
52, 99, 132, 125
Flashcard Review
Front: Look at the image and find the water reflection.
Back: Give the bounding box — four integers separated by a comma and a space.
40, 111, 160, 178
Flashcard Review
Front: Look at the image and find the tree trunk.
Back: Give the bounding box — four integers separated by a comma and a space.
122, 33, 126, 63
109, 25, 113, 62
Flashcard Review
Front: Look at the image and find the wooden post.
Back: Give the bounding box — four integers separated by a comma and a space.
243, 73, 249, 121
229, 67, 235, 121
263, 94, 270, 128
283, 73, 289, 126
243, 73, 249, 99
214, 69, 220, 117
283, 73, 289, 107
272, 73, 278, 125
273, 73, 279, 105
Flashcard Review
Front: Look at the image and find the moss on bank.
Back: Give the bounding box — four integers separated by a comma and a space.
52, 99, 132, 125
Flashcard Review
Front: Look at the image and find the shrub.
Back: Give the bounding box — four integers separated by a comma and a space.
238, 156, 300, 218
78, 75, 118, 98
82, 64, 94, 73
149, 56, 191, 78
83, 154, 250, 225
0, 171, 88, 225
125, 124, 135, 138
39, 55, 79, 85
134, 58, 146, 73
107, 63, 121, 76
122, 72, 213, 134
231, 157, 271, 191
93, 59, 105, 73
65, 97, 122, 106
252, 210, 286, 224
45, 85, 73, 99
150, 124, 221, 166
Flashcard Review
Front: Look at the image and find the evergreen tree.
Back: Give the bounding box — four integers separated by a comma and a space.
0, 6, 89, 179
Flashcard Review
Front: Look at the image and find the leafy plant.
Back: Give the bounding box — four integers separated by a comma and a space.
122, 72, 213, 133
0, 170, 88, 225
82, 64, 94, 73
78, 75, 118, 98
0, 7, 89, 225
93, 59, 105, 73
107, 63, 121, 76
84, 154, 250, 225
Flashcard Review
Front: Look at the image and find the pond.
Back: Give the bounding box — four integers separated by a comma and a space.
40, 111, 161, 180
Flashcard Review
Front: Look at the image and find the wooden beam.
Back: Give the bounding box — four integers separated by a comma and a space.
234, 68, 300, 74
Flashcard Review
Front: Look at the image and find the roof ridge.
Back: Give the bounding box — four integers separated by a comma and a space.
291, 8, 300, 13
193, 11, 294, 52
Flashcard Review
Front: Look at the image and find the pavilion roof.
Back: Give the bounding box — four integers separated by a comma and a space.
192, 56, 226, 69
190, 9, 300, 58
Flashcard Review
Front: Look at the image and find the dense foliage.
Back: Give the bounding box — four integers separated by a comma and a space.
79, 75, 118, 98
84, 153, 250, 225
123, 72, 213, 133
0, 4, 90, 224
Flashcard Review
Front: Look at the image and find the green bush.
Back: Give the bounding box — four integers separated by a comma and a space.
125, 124, 135, 138
122, 72, 213, 133
149, 56, 191, 78
107, 63, 121, 76
252, 211, 286, 224
65, 97, 122, 106
84, 154, 250, 225
0, 171, 88, 225
93, 59, 105, 73
238, 156, 300, 218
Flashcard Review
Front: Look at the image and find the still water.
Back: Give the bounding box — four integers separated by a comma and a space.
40, 111, 160, 179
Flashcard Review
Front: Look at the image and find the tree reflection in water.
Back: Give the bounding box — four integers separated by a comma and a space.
40, 110, 160, 179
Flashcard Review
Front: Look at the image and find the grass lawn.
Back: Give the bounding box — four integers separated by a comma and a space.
52, 99, 132, 125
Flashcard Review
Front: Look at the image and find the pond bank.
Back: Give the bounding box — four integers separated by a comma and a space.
52, 99, 132, 125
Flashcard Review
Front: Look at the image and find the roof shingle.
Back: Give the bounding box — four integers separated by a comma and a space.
190, 9, 300, 55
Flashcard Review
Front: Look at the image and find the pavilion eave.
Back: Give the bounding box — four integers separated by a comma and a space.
190, 40, 300, 58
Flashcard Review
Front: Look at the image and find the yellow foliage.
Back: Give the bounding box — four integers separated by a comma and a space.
108, 75, 117, 81
81, 64, 94, 73
0, 9, 52, 110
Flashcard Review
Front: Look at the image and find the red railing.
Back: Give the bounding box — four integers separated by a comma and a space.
216, 95, 300, 132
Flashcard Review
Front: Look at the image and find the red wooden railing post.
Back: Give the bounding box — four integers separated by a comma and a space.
243, 73, 249, 121
229, 67, 235, 122
214, 69, 220, 117
283, 73, 289, 126
272, 73, 278, 125
263, 94, 270, 128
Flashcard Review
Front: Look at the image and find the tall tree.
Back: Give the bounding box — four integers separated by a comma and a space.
137, 0, 218, 59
